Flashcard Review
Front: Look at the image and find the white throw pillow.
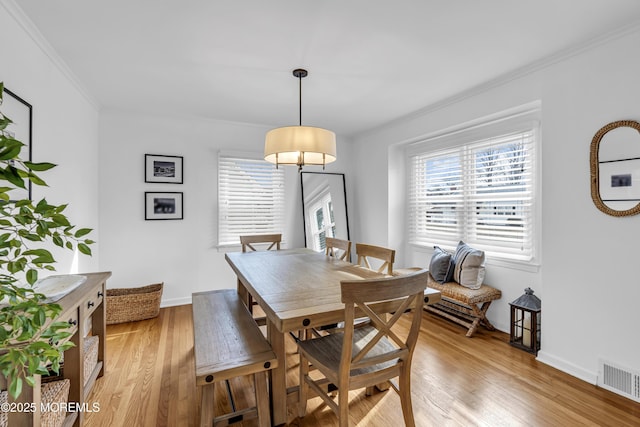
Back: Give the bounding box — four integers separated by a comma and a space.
452, 241, 485, 289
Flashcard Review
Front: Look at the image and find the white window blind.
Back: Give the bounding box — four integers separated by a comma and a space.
408, 129, 536, 261
218, 154, 285, 246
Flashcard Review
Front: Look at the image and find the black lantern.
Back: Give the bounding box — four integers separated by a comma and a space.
509, 287, 541, 355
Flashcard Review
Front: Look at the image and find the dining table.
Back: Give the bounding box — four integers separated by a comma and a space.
225, 248, 441, 426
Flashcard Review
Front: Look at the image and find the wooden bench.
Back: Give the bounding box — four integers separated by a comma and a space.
424, 273, 502, 337
192, 289, 278, 427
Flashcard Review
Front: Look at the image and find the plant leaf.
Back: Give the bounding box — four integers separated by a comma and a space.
74, 228, 92, 238
27, 172, 47, 187
23, 161, 56, 172
3, 165, 26, 189
23, 249, 55, 264
26, 269, 38, 285
77, 243, 92, 256
0, 139, 24, 160
9, 376, 22, 399
51, 214, 70, 227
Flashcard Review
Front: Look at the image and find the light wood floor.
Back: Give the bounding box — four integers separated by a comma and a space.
84, 304, 640, 426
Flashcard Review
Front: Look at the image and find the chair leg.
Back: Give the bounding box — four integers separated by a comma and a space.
398, 366, 416, 427
298, 353, 309, 418
338, 389, 349, 427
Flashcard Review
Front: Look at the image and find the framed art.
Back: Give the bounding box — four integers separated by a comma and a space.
598, 158, 640, 202
145, 154, 183, 184
2, 87, 33, 200
145, 192, 183, 220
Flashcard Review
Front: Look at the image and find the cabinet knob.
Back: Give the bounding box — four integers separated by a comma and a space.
88, 301, 95, 308
69, 319, 77, 326
98, 291, 104, 298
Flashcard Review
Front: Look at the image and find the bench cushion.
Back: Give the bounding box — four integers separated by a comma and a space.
426, 273, 501, 305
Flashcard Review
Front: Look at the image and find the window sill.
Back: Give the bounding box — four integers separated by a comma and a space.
216, 244, 242, 253
485, 257, 540, 273
409, 242, 540, 273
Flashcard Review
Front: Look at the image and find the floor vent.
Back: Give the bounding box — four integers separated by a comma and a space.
598, 359, 640, 402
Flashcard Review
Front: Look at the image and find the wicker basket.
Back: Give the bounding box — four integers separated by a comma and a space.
0, 379, 70, 427
83, 335, 99, 385
41, 379, 70, 427
106, 283, 163, 325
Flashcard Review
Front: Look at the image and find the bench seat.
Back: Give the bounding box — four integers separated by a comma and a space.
425, 273, 501, 337
192, 289, 278, 427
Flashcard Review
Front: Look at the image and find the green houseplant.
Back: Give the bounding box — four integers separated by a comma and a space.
0, 82, 94, 399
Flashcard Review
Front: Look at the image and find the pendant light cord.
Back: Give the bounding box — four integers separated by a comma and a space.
298, 73, 302, 126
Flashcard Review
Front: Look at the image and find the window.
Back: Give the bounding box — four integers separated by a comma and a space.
307, 193, 336, 251
408, 109, 539, 262
218, 154, 285, 246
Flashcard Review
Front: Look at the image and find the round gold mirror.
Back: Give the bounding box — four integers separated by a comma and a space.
590, 120, 640, 216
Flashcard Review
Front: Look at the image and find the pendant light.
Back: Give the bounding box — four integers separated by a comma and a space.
264, 68, 337, 171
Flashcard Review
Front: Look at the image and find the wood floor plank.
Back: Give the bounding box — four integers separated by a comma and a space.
83, 305, 640, 427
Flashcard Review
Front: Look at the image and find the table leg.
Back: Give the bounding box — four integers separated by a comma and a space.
267, 318, 287, 425
237, 278, 250, 309
199, 383, 215, 427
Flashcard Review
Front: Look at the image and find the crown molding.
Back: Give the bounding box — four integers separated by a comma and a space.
1, 0, 100, 110
358, 19, 640, 140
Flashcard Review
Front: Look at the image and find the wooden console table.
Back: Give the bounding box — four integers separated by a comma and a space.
2, 271, 111, 427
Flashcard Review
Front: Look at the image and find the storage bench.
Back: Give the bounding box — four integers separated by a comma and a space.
425, 273, 501, 337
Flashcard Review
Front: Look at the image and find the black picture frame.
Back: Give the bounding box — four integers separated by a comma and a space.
145, 154, 183, 184
2, 87, 33, 200
145, 192, 183, 220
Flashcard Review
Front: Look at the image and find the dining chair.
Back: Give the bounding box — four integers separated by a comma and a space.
306, 237, 353, 337
238, 234, 282, 323
325, 237, 352, 262
238, 233, 305, 343
355, 243, 395, 276
297, 269, 429, 427
240, 233, 282, 252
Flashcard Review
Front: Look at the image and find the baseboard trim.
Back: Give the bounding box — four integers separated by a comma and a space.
160, 296, 192, 308
536, 350, 597, 385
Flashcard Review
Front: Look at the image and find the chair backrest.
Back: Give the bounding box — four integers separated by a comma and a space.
339, 269, 428, 374
355, 243, 395, 275
325, 237, 352, 262
240, 234, 282, 252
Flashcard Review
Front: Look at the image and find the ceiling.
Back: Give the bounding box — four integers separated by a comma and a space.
11, 0, 640, 137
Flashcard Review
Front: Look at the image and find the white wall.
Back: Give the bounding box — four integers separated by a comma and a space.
0, 2, 100, 276
351, 26, 640, 384
98, 110, 354, 306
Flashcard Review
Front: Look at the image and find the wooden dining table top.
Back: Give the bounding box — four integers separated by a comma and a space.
225, 248, 441, 334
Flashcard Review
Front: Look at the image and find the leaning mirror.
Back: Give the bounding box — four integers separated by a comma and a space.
301, 172, 350, 253
590, 120, 640, 216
